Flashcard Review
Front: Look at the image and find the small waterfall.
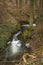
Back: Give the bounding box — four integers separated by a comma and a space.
0, 31, 31, 60
22, 24, 29, 27
12, 31, 22, 41
0, 31, 22, 60
21, 24, 36, 27
6, 31, 22, 58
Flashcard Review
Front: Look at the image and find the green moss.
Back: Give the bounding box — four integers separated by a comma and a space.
41, 47, 43, 53
0, 19, 20, 49
27, 62, 32, 65
20, 25, 34, 42
28, 25, 34, 31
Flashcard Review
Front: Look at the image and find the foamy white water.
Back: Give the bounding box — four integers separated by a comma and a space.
22, 24, 36, 27
7, 31, 22, 57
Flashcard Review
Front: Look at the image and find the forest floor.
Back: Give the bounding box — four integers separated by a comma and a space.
0, 0, 43, 65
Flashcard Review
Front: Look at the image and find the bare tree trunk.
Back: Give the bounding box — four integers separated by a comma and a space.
16, 0, 18, 8
19, 0, 23, 8
37, 0, 43, 19
29, 0, 34, 25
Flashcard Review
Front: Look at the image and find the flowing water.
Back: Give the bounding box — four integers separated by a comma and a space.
21, 24, 36, 27
0, 20, 37, 61
0, 30, 32, 61
0, 31, 25, 60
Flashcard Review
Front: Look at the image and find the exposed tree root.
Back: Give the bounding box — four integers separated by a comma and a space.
23, 53, 36, 64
